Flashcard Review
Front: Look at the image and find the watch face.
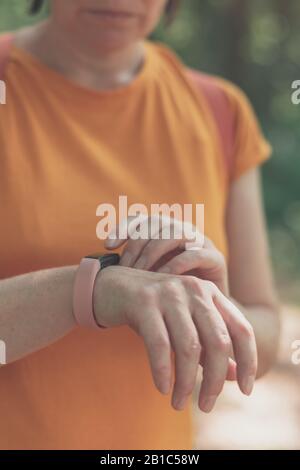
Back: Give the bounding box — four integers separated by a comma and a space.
86, 253, 105, 260
85, 253, 120, 267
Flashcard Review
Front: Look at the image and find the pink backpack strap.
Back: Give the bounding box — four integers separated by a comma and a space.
0, 33, 14, 79
186, 68, 235, 178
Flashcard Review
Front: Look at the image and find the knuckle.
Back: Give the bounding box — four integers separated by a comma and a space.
238, 321, 255, 340
150, 336, 170, 354
163, 278, 183, 297
211, 332, 231, 354
178, 336, 201, 359
184, 276, 215, 295
182, 275, 202, 291
139, 286, 156, 306
193, 297, 214, 314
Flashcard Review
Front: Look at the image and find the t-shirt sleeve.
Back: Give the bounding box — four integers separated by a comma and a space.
216, 78, 272, 181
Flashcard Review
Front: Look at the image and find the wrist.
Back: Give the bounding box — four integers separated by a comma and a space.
72, 254, 120, 329
93, 265, 120, 328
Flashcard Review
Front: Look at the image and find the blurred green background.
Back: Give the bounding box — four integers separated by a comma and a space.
1, 0, 299, 303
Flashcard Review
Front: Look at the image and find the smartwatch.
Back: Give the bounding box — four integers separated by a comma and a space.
73, 253, 120, 329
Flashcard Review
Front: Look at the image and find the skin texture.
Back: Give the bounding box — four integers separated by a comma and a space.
93, 265, 257, 411
0, 0, 280, 414
104, 169, 280, 382
15, 0, 169, 91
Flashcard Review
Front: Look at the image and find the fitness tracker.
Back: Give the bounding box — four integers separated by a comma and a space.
73, 253, 120, 329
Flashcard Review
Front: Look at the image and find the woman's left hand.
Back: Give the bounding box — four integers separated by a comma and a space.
104, 215, 229, 297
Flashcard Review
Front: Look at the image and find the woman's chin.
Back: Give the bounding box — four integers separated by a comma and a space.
79, 29, 136, 54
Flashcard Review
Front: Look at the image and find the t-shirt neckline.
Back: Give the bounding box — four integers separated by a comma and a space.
10, 39, 157, 101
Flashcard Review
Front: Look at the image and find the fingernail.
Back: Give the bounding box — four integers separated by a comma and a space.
173, 395, 187, 410
185, 241, 203, 251
242, 375, 255, 396
200, 395, 217, 413
120, 252, 133, 266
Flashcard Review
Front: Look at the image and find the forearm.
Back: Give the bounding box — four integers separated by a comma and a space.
230, 297, 281, 378
0, 265, 78, 364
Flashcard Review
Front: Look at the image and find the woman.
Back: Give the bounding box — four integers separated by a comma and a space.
0, 0, 280, 450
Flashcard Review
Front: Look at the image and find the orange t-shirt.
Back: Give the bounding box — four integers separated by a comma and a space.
0, 38, 271, 450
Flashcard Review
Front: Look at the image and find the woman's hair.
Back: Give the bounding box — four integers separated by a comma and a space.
30, 0, 180, 24
30, 0, 43, 14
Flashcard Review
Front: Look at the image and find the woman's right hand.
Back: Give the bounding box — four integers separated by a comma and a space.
94, 265, 257, 413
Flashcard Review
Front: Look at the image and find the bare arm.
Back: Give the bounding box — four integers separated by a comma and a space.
0, 265, 78, 364
0, 259, 259, 412
226, 168, 281, 377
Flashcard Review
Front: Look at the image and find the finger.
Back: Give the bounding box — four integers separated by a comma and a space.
200, 350, 237, 381
134, 221, 205, 270
105, 215, 148, 250
134, 238, 186, 270
104, 216, 133, 250
120, 217, 202, 270
163, 306, 201, 411
213, 291, 258, 396
226, 359, 237, 381
133, 217, 187, 270
119, 215, 162, 266
138, 312, 172, 395
157, 245, 220, 273
157, 248, 228, 295
192, 301, 231, 413
119, 238, 150, 267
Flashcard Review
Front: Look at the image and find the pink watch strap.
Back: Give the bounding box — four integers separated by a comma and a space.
73, 257, 104, 329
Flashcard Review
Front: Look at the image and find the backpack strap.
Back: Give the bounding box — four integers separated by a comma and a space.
0, 33, 14, 79
186, 68, 235, 179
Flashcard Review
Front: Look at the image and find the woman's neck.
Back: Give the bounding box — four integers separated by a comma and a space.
15, 20, 146, 91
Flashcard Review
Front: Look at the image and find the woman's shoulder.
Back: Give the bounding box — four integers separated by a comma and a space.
153, 42, 271, 179
150, 40, 254, 114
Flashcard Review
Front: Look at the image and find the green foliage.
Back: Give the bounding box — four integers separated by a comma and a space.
1, 0, 299, 301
